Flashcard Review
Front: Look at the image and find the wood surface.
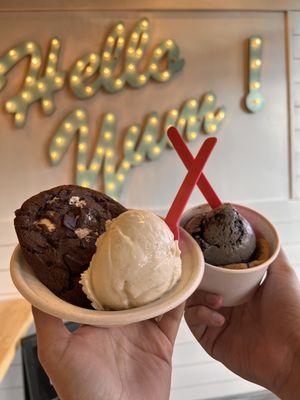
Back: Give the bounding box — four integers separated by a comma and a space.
0, 299, 32, 383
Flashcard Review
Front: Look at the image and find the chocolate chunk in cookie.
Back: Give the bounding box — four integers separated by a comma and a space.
14, 185, 126, 307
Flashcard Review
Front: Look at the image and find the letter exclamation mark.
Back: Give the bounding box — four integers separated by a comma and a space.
245, 35, 265, 113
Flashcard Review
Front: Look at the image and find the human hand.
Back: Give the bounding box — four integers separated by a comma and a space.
33, 304, 184, 400
185, 250, 300, 399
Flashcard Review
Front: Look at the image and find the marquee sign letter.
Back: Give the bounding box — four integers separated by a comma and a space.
0, 38, 65, 128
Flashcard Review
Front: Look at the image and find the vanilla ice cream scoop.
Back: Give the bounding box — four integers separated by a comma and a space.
80, 210, 182, 310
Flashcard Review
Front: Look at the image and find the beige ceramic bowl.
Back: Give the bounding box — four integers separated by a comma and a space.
181, 204, 280, 307
10, 228, 204, 327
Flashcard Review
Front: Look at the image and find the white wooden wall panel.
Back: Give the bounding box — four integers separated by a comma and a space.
0, 389, 24, 400
0, 347, 23, 400
291, 12, 300, 199
173, 341, 212, 366
294, 86, 300, 105
170, 380, 263, 400
172, 363, 236, 389
0, 246, 15, 271
0, 366, 22, 390
295, 132, 300, 153
293, 35, 300, 57
296, 177, 300, 197
293, 60, 300, 82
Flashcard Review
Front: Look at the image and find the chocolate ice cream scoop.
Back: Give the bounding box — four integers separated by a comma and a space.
184, 203, 256, 266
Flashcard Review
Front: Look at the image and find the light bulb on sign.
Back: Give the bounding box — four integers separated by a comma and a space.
245, 35, 265, 113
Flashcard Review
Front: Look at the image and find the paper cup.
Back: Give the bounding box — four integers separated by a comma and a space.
10, 227, 204, 327
181, 204, 280, 307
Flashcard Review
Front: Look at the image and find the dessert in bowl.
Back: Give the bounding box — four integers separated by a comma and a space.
182, 203, 280, 306
11, 185, 204, 326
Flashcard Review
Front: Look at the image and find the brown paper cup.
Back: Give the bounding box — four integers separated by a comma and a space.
181, 204, 280, 307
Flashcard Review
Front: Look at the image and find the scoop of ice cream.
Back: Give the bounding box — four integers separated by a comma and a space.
184, 203, 256, 266
80, 210, 182, 310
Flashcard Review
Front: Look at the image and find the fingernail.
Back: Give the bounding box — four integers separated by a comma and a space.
212, 312, 225, 326
205, 293, 221, 306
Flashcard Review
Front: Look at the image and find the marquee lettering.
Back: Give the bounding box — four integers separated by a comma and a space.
0, 38, 65, 127
49, 92, 225, 198
69, 18, 185, 98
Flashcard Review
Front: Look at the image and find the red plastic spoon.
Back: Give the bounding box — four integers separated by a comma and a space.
167, 126, 222, 209
165, 137, 217, 240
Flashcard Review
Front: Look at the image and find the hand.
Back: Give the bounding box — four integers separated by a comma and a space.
33, 305, 183, 400
185, 250, 300, 399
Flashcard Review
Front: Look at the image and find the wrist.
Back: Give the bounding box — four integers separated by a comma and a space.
273, 338, 300, 399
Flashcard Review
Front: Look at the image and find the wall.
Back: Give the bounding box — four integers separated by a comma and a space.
0, 5, 300, 400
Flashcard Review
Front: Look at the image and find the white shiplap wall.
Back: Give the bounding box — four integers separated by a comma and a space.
292, 12, 300, 199
2, 10, 300, 400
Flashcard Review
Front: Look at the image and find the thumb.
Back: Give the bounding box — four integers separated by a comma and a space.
263, 249, 300, 298
156, 303, 185, 345
268, 249, 296, 277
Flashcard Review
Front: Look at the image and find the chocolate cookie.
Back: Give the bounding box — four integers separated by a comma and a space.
14, 185, 126, 307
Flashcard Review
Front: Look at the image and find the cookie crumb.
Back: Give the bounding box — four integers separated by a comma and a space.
47, 196, 59, 204
249, 238, 270, 268
222, 262, 248, 270
75, 227, 91, 239
69, 196, 87, 208
37, 218, 56, 232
